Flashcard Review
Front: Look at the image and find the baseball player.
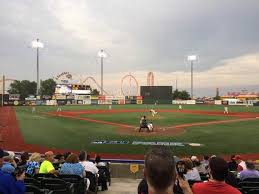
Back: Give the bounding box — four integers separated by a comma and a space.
178, 105, 182, 110
150, 109, 158, 117
224, 106, 229, 114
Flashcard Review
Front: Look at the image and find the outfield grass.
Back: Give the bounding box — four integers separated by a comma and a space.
15, 105, 259, 156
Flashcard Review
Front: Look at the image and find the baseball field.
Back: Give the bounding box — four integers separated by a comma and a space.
1, 104, 259, 159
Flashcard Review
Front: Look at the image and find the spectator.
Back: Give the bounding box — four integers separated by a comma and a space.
63, 152, 71, 160
182, 158, 201, 181
79, 151, 98, 175
192, 157, 241, 194
1, 154, 16, 174
200, 155, 209, 173
60, 153, 85, 178
228, 155, 238, 171
0, 148, 25, 194
17, 152, 29, 167
240, 160, 259, 181
193, 159, 207, 175
26, 152, 42, 176
95, 155, 106, 167
39, 151, 58, 175
144, 146, 192, 194
54, 154, 65, 164
233, 155, 247, 172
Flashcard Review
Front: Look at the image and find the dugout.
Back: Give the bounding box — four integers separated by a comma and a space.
140, 86, 172, 104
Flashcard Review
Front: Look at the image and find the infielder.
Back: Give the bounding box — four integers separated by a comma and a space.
178, 105, 182, 110
150, 109, 158, 117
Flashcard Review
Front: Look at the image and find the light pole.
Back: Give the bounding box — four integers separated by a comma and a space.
97, 50, 107, 95
187, 55, 197, 99
31, 39, 44, 96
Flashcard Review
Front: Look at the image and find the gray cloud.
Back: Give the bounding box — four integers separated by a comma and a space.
0, 0, 259, 95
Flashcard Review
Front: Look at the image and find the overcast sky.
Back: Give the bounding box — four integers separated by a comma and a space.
1, 0, 259, 96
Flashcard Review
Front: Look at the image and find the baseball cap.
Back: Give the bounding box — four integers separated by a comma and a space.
233, 155, 242, 160
0, 149, 9, 158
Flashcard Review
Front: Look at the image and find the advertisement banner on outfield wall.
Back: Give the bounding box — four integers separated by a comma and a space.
125, 99, 131, 104
137, 100, 143, 104
136, 96, 143, 100
105, 100, 112, 105
98, 100, 106, 105
172, 100, 196, 105
118, 100, 125, 105
114, 96, 125, 100
112, 100, 119, 105
91, 99, 98, 105
214, 100, 222, 105
98, 96, 106, 100
83, 99, 91, 105
105, 96, 113, 100
91, 96, 99, 100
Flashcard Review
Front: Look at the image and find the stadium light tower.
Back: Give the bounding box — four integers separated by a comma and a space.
98, 49, 107, 95
31, 39, 44, 96
187, 55, 197, 99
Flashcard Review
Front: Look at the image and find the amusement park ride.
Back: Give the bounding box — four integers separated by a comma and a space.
54, 71, 155, 96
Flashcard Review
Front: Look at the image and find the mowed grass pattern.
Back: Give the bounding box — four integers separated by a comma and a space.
15, 105, 259, 156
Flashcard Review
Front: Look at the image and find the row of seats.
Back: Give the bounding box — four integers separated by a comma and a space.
25, 173, 90, 194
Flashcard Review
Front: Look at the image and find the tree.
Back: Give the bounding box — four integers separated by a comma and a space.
178, 90, 191, 100
172, 89, 190, 100
40, 79, 56, 96
8, 80, 37, 100
91, 89, 100, 95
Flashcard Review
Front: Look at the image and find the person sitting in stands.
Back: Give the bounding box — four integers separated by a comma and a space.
60, 153, 85, 178
26, 152, 42, 176
192, 157, 241, 194
182, 158, 201, 181
1, 152, 16, 174
240, 160, 259, 181
228, 155, 238, 171
95, 155, 106, 167
17, 152, 29, 167
79, 151, 98, 175
233, 155, 247, 172
39, 151, 58, 175
144, 146, 192, 194
0, 148, 25, 194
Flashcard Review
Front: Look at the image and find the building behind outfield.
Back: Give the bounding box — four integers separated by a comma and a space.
140, 86, 172, 104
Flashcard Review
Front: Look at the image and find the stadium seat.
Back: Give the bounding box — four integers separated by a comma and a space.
25, 177, 41, 188
34, 173, 57, 180
58, 174, 86, 194
238, 181, 259, 193
25, 184, 50, 194
85, 171, 98, 193
41, 178, 74, 194
247, 189, 259, 194
243, 178, 259, 182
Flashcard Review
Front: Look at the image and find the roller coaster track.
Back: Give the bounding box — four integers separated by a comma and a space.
80, 76, 109, 95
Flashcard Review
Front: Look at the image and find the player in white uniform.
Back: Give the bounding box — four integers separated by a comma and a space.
178, 105, 182, 110
31, 106, 36, 114
224, 106, 229, 114
56, 102, 62, 112
147, 122, 154, 132
150, 109, 158, 117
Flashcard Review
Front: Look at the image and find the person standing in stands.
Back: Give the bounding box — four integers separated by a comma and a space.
192, 157, 241, 194
39, 151, 58, 175
0, 149, 25, 194
228, 155, 238, 171
233, 155, 247, 172
144, 146, 193, 194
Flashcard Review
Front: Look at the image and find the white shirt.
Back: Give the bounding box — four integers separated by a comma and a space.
80, 161, 99, 174
239, 161, 247, 171
184, 168, 201, 181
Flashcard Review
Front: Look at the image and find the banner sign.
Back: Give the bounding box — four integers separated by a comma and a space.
91, 140, 203, 147
9, 94, 20, 101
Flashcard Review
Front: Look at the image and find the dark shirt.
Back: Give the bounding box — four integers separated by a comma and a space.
228, 161, 238, 171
